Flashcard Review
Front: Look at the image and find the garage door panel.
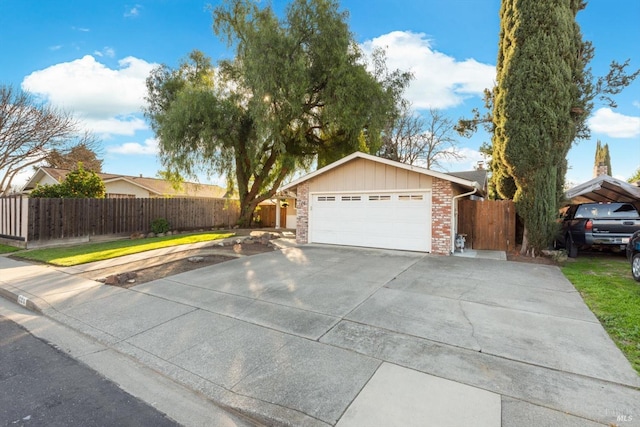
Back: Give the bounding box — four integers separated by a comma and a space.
309, 192, 431, 252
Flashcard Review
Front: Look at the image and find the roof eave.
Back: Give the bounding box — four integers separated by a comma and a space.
281, 151, 481, 193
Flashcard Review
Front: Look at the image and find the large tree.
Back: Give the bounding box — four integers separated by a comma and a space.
43, 132, 104, 172
492, 0, 588, 254
0, 85, 77, 194
145, 0, 402, 226
464, 0, 638, 256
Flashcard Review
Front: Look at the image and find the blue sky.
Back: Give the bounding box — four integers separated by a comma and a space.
1, 0, 639, 190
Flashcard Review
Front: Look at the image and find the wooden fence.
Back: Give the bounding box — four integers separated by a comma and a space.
0, 195, 28, 241
458, 199, 516, 252
0, 196, 240, 245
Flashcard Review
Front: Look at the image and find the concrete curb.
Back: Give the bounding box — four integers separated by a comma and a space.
0, 286, 43, 314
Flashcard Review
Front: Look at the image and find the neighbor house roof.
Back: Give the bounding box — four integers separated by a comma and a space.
446, 170, 488, 193
22, 167, 229, 198
281, 151, 484, 194
564, 174, 640, 204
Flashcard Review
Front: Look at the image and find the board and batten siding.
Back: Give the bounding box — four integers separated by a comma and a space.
308, 158, 433, 192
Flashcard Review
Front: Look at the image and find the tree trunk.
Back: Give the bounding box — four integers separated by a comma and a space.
520, 227, 536, 257
237, 197, 259, 228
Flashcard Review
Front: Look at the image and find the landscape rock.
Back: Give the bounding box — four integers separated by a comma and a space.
147, 232, 156, 238
104, 275, 119, 285
124, 272, 138, 280
188, 257, 204, 263
103, 272, 137, 285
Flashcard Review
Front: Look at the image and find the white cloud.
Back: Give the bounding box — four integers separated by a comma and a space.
93, 47, 115, 58
49, 45, 63, 51
108, 138, 158, 155
85, 116, 148, 137
21, 55, 157, 137
448, 147, 488, 170
633, 100, 640, 109
72, 26, 90, 32
361, 31, 495, 110
422, 147, 488, 172
125, 5, 142, 18
588, 108, 640, 138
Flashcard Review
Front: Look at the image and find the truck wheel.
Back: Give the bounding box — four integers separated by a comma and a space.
567, 234, 578, 258
633, 254, 640, 282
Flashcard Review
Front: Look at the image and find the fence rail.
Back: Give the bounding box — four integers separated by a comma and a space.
0, 196, 240, 245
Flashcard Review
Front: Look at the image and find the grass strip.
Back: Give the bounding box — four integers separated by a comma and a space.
0, 244, 20, 254
13, 232, 235, 266
562, 256, 640, 374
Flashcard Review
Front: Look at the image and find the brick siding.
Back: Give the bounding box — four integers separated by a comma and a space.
295, 182, 309, 244
431, 178, 453, 255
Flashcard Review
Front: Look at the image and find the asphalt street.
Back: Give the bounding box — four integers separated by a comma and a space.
0, 314, 179, 427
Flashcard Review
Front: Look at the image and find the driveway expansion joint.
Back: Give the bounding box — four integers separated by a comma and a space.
458, 301, 482, 352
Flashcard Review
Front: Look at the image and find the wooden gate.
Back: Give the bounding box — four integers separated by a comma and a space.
458, 199, 515, 252
258, 205, 287, 228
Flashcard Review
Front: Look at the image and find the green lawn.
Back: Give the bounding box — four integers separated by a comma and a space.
13, 231, 235, 266
562, 255, 640, 374
0, 244, 20, 254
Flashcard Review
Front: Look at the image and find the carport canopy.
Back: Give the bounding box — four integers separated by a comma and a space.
564, 174, 640, 204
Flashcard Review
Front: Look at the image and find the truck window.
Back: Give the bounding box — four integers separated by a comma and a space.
576, 205, 595, 218
575, 203, 640, 219
609, 203, 640, 219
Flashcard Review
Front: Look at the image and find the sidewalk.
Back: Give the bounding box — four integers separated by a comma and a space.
1, 243, 638, 426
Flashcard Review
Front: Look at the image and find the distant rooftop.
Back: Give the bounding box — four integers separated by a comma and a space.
26, 167, 230, 198
446, 170, 488, 191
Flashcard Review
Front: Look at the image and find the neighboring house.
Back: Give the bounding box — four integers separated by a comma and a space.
22, 167, 229, 199
280, 151, 485, 255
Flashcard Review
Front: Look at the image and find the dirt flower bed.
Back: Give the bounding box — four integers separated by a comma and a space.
80, 242, 276, 288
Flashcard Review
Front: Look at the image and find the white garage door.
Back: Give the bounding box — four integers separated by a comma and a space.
309, 192, 431, 252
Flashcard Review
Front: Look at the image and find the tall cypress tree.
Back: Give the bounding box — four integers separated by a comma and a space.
594, 140, 612, 176
492, 0, 587, 255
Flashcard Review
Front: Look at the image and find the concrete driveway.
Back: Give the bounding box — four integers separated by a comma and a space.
128, 245, 639, 426
2, 245, 639, 426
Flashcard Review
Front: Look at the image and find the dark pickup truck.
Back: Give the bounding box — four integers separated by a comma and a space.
557, 202, 640, 257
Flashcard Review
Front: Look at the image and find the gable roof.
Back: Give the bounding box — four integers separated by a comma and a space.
22, 167, 229, 198
564, 174, 640, 204
281, 151, 484, 193
446, 170, 488, 192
